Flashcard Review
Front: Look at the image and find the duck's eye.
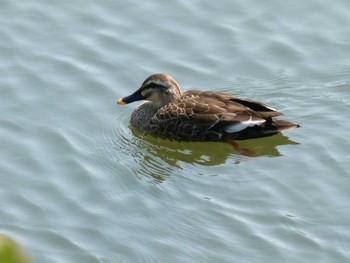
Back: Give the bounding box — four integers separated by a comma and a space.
141, 84, 169, 96
148, 83, 169, 90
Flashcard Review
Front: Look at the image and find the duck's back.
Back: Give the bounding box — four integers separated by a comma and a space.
144, 90, 298, 141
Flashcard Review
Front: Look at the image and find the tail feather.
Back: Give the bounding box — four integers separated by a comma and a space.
233, 118, 299, 140
273, 119, 300, 132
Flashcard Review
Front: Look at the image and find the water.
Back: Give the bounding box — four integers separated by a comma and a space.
1, 0, 350, 262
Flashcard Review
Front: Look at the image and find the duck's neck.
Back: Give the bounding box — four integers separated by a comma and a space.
130, 102, 159, 132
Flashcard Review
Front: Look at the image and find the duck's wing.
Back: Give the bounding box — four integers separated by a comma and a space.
148, 90, 285, 141
186, 90, 281, 120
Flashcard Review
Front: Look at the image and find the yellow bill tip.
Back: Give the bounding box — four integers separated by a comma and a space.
117, 98, 126, 105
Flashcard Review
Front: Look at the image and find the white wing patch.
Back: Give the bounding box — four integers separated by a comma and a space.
224, 116, 265, 133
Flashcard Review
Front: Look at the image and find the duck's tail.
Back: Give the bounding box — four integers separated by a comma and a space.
273, 119, 300, 132
233, 118, 300, 140
260, 118, 300, 137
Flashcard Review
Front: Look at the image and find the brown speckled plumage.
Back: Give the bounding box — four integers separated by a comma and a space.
117, 73, 299, 141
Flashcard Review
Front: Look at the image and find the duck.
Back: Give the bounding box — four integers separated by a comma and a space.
117, 73, 300, 142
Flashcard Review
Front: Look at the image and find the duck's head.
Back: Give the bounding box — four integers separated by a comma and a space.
117, 73, 182, 108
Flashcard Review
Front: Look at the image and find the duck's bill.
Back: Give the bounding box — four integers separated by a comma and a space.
117, 90, 144, 105
117, 98, 126, 105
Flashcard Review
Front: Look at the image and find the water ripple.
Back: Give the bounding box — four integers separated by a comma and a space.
92, 100, 301, 185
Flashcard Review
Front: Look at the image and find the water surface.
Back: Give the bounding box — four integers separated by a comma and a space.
1, 0, 350, 262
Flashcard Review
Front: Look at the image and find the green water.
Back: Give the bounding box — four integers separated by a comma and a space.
1, 0, 350, 262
